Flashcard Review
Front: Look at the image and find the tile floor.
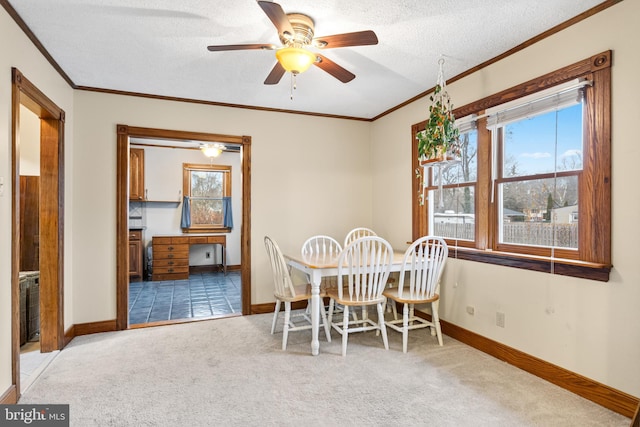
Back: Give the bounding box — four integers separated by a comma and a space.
128, 271, 242, 325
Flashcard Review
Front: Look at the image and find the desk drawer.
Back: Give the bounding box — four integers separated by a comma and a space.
153, 236, 190, 245
153, 265, 189, 275
153, 245, 189, 258
154, 259, 189, 268
208, 236, 225, 245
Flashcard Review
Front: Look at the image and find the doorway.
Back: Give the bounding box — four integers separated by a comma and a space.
11, 68, 65, 398
115, 125, 252, 330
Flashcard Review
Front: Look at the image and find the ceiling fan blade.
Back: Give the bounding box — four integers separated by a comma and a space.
314, 54, 355, 83
257, 1, 294, 38
314, 30, 378, 49
207, 43, 276, 52
264, 62, 286, 85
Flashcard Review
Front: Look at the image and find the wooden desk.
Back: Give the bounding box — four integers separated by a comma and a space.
152, 234, 226, 281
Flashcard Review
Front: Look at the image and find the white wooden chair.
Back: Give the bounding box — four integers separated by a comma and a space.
344, 227, 396, 314
383, 236, 448, 353
301, 234, 343, 297
264, 236, 331, 350
327, 236, 392, 356
343, 227, 377, 248
301, 235, 342, 261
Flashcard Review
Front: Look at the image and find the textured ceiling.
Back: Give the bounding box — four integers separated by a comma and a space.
6, 0, 606, 119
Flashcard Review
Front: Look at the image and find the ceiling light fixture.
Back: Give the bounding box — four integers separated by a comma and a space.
200, 143, 224, 158
275, 47, 317, 74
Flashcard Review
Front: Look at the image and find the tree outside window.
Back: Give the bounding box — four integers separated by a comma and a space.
182, 163, 231, 232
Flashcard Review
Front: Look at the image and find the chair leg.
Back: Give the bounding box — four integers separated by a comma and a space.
271, 299, 281, 334
432, 300, 443, 346
320, 299, 331, 342
328, 299, 335, 327
282, 301, 291, 350
402, 303, 409, 353
341, 306, 350, 357
391, 299, 398, 320
377, 302, 389, 350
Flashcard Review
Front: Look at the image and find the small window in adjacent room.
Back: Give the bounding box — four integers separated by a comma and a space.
181, 163, 232, 233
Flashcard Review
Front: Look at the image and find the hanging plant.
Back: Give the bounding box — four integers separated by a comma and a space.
416, 58, 461, 206
416, 58, 461, 164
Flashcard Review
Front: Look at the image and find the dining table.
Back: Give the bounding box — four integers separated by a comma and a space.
285, 249, 407, 356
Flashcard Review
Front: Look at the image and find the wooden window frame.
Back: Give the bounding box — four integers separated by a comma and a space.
182, 163, 232, 233
412, 51, 612, 281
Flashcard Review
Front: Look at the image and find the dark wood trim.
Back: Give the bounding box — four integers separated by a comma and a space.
74, 320, 117, 337
424, 313, 640, 418
129, 314, 242, 330
11, 68, 66, 402
0, 385, 17, 404
80, 86, 371, 121
450, 247, 611, 282
453, 51, 611, 119
632, 402, 640, 427
0, 1, 75, 88
63, 325, 75, 348
251, 301, 308, 315
116, 125, 252, 329
372, 2, 621, 120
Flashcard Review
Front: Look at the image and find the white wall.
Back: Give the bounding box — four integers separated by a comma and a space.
371, 0, 640, 398
0, 7, 75, 399
134, 144, 242, 266
71, 91, 372, 323
1, 0, 637, 404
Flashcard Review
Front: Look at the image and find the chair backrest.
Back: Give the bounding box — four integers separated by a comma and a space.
337, 236, 393, 301
264, 236, 297, 299
397, 236, 448, 299
343, 227, 377, 248
301, 235, 342, 261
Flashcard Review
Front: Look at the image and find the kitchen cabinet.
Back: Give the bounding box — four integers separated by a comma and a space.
129, 148, 145, 201
129, 229, 144, 281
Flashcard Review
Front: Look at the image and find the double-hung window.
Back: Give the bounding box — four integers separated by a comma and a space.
412, 51, 612, 281
423, 116, 478, 245
182, 163, 232, 233
490, 80, 585, 259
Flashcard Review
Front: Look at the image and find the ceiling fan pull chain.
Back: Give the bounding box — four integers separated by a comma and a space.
290, 73, 298, 100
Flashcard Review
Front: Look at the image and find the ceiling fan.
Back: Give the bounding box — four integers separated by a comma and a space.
206, 1, 378, 85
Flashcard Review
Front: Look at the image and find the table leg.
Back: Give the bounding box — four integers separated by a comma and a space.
310, 270, 322, 356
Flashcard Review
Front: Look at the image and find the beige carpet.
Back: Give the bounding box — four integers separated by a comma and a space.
19, 312, 629, 426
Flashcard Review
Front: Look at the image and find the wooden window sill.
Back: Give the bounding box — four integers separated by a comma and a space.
447, 246, 612, 282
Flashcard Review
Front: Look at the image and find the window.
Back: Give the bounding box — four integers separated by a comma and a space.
425, 124, 478, 244
412, 51, 612, 281
182, 163, 232, 233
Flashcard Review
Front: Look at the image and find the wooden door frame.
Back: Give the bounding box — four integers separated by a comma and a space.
115, 125, 252, 330
11, 68, 65, 396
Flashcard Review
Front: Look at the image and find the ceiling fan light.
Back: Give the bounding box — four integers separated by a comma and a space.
276, 47, 317, 74
201, 144, 222, 157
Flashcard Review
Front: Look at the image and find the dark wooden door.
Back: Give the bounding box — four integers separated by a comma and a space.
19, 175, 39, 272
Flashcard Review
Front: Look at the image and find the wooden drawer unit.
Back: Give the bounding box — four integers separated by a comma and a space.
152, 236, 189, 281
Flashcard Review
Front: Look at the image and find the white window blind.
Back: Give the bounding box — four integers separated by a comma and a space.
455, 114, 477, 134
486, 78, 591, 129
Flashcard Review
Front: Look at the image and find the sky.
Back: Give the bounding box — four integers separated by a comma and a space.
504, 102, 583, 176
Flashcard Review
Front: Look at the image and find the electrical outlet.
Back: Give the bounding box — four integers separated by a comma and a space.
206, 252, 211, 259
496, 311, 505, 328
466, 306, 475, 315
